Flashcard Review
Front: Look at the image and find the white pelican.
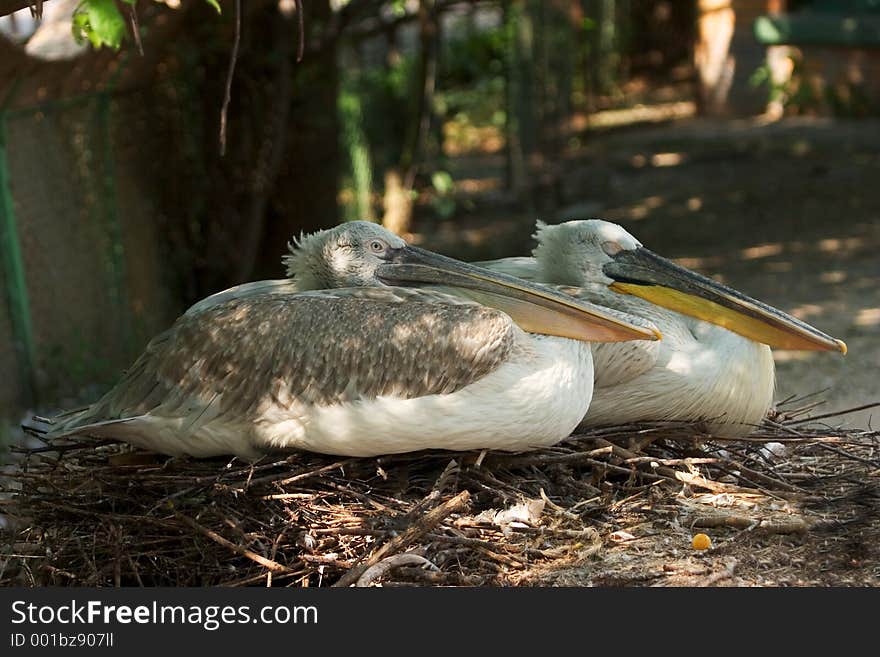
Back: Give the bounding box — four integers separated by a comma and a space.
47, 222, 658, 459
479, 220, 847, 436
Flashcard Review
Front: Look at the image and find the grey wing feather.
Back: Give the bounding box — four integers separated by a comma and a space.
50, 291, 516, 436
185, 279, 299, 316
475, 257, 541, 281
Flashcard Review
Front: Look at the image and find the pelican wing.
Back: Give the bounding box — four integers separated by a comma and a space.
185, 278, 300, 316
473, 256, 541, 281
50, 289, 516, 438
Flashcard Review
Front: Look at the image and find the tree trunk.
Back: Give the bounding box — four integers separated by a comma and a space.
504, 0, 536, 208
258, 0, 341, 279
381, 0, 438, 236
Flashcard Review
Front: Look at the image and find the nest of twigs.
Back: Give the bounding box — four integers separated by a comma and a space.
2, 397, 879, 587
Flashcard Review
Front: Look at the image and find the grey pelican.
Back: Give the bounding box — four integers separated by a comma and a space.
478, 220, 846, 436
47, 222, 659, 459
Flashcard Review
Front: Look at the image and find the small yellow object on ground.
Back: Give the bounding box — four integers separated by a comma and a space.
692, 533, 712, 550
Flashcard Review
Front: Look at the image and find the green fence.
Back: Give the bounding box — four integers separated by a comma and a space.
0, 81, 179, 420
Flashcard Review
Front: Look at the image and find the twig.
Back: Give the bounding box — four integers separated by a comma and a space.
696, 560, 737, 587
355, 553, 438, 587
176, 513, 294, 573
788, 402, 880, 426
127, 4, 143, 56
333, 490, 470, 587
219, 0, 242, 156
691, 514, 812, 533
294, 0, 304, 62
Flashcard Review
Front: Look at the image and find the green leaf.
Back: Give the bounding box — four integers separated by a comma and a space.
204, 0, 222, 14
390, 0, 407, 18
431, 170, 454, 195
72, 0, 127, 49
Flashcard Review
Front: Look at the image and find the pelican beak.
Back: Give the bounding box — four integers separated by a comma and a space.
603, 248, 847, 353
376, 246, 660, 344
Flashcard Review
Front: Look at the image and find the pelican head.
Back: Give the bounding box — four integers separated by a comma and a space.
283, 221, 409, 290
533, 219, 847, 354
533, 219, 643, 286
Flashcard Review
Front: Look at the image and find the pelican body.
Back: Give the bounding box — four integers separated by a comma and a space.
480, 220, 846, 436
48, 222, 657, 459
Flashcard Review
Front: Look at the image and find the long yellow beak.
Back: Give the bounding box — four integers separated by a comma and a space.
604, 248, 846, 353
376, 247, 660, 344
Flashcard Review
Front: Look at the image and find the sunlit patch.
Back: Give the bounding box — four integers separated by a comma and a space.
587, 101, 695, 130
790, 303, 824, 320
464, 228, 488, 246
855, 307, 880, 328
651, 152, 685, 167
457, 178, 501, 194
820, 270, 847, 284
773, 351, 816, 363
741, 243, 783, 260
817, 237, 865, 253
674, 255, 725, 269
686, 197, 703, 211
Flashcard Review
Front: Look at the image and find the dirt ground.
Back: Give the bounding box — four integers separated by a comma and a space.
426, 116, 880, 586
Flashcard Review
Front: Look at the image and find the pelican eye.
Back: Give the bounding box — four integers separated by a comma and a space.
368, 239, 387, 254
601, 240, 624, 257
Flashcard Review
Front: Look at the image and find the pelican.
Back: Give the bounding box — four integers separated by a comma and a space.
479, 219, 846, 436
47, 222, 658, 459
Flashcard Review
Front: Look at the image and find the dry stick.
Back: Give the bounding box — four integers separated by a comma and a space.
705, 451, 804, 493
26, 0, 42, 20
222, 569, 305, 588
697, 560, 737, 587
219, 0, 242, 156
356, 554, 438, 587
246, 458, 354, 488
815, 442, 880, 469
591, 439, 742, 493
692, 514, 812, 534
176, 513, 294, 574
333, 490, 470, 587
400, 459, 459, 521
486, 446, 613, 467
787, 401, 880, 426
294, 0, 304, 62
127, 4, 143, 56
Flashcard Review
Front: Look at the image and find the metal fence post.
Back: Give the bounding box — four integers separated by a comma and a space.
0, 105, 37, 407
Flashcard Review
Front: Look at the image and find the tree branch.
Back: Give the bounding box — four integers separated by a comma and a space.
0, 1, 48, 19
